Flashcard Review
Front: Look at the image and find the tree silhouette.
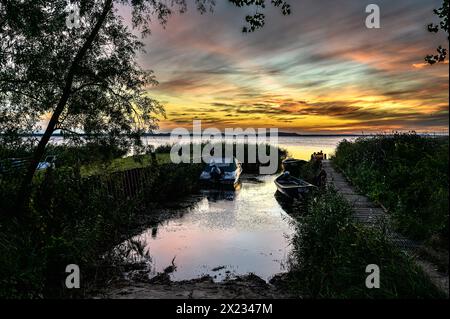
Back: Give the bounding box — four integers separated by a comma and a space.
0, 0, 291, 212
425, 0, 448, 64
229, 0, 291, 32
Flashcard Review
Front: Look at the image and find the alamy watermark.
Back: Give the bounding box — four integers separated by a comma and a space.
65, 2, 80, 29
365, 4, 381, 29
169, 121, 279, 175
365, 264, 380, 289
65, 264, 80, 289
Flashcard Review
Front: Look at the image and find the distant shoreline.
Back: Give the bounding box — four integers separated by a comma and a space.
14, 132, 450, 138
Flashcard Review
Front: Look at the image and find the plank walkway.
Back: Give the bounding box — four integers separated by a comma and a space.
322, 160, 449, 295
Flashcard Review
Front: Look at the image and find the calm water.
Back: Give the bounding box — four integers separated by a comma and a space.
116, 136, 356, 282
124, 176, 294, 282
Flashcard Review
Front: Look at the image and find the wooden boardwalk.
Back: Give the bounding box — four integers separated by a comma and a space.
322, 160, 449, 295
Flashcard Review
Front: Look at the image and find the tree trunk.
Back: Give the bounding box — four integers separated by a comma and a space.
16, 0, 114, 214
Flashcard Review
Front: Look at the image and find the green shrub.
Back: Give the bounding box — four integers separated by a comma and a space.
0, 161, 203, 298
287, 189, 445, 298
333, 133, 449, 241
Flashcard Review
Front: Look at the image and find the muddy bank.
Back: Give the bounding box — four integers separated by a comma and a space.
94, 273, 297, 299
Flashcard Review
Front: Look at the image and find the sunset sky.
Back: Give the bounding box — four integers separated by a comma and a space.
121, 0, 449, 134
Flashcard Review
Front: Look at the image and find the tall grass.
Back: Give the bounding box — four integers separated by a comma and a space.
333, 133, 449, 241
155, 141, 288, 175
286, 189, 445, 298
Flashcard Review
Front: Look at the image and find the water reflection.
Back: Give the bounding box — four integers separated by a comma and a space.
274, 191, 310, 217
120, 175, 296, 282
199, 183, 241, 202
151, 226, 158, 239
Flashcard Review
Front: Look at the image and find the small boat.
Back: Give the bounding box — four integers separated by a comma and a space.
282, 158, 307, 176
274, 172, 317, 199
37, 155, 57, 170
199, 157, 242, 187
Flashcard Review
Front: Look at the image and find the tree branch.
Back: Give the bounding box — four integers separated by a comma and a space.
18, 0, 115, 213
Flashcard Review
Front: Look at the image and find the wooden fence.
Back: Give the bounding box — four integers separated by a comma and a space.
85, 165, 159, 200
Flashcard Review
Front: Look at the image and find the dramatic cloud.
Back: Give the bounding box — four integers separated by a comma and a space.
120, 0, 449, 133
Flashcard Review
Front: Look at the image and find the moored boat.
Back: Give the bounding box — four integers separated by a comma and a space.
282, 158, 307, 176
199, 157, 242, 187
274, 172, 317, 199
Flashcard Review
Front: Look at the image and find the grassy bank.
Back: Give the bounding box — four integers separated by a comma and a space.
332, 133, 449, 244
285, 189, 445, 298
0, 160, 203, 298
80, 153, 171, 176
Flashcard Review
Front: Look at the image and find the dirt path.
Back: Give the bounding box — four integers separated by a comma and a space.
94, 274, 296, 299
322, 160, 449, 296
